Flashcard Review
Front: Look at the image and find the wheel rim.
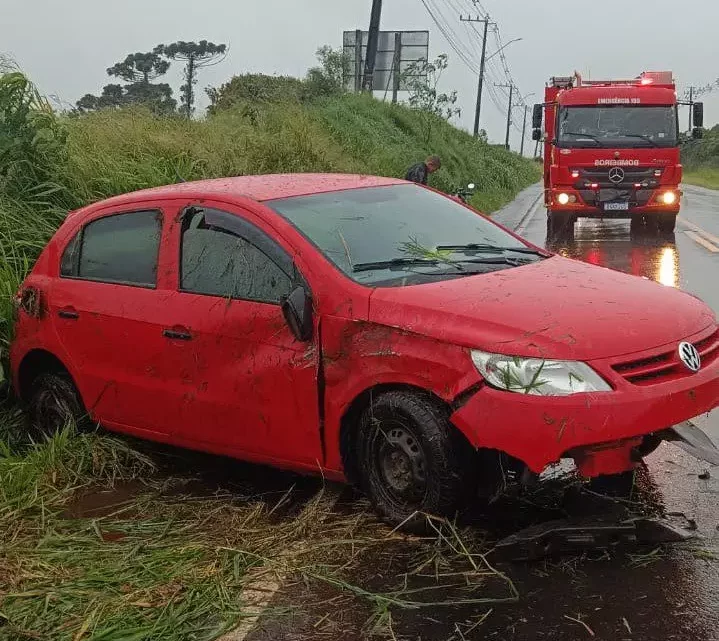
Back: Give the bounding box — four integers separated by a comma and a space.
375, 420, 427, 504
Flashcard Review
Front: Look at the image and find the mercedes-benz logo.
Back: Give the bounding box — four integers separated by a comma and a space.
608, 167, 625, 184
678, 342, 701, 373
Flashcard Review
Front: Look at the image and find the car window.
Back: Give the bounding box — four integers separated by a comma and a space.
180, 209, 292, 304
61, 210, 161, 287
60, 231, 80, 277
268, 184, 537, 287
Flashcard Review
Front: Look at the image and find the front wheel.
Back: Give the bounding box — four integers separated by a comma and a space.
657, 213, 677, 234
547, 210, 574, 240
355, 391, 474, 531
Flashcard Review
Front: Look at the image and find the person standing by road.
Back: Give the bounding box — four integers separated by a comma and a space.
405, 155, 441, 185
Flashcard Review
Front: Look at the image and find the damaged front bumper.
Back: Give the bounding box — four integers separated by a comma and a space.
450, 353, 719, 476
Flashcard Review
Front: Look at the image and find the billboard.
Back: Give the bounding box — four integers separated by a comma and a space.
343, 30, 430, 94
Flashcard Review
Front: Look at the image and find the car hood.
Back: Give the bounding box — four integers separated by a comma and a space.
368, 256, 715, 361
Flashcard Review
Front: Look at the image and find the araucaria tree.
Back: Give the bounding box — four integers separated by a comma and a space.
156, 41, 227, 117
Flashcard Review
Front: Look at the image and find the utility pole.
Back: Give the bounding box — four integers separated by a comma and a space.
460, 14, 496, 137
391, 32, 402, 104
495, 82, 514, 150
362, 0, 383, 92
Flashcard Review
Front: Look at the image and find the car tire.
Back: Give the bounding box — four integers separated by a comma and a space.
355, 391, 474, 532
27, 372, 85, 438
657, 213, 677, 234
587, 469, 637, 498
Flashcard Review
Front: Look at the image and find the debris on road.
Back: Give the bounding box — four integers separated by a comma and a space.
492, 514, 698, 562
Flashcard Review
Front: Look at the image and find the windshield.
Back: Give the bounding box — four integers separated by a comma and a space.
557, 105, 678, 148
268, 184, 537, 287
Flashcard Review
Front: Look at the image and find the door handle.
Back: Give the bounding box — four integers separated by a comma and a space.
58, 309, 79, 320
163, 328, 192, 341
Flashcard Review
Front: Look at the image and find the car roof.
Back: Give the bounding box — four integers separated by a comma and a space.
78, 173, 407, 211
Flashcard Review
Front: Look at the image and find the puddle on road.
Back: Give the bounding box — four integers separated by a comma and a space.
546, 220, 681, 288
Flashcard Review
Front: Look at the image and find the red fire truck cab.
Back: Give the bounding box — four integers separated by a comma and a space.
532, 71, 704, 236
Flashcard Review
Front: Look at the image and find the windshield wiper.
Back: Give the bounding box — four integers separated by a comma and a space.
436, 243, 547, 257
620, 133, 660, 147
352, 257, 462, 273
562, 132, 604, 145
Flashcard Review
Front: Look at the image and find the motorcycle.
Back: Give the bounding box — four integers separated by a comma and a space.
452, 182, 476, 204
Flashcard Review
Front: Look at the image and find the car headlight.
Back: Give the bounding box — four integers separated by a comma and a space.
471, 350, 612, 396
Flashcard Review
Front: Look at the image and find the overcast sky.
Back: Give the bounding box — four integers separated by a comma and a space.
3, 0, 719, 149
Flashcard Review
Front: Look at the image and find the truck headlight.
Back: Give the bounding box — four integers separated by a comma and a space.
471, 350, 612, 396
557, 192, 570, 205
661, 191, 677, 205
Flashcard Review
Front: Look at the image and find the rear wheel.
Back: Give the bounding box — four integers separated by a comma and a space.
657, 213, 677, 234
355, 391, 475, 531
27, 372, 84, 438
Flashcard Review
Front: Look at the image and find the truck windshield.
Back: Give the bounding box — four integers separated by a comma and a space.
268, 184, 539, 287
557, 105, 678, 148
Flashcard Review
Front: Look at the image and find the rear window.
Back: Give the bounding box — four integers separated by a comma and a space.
60, 210, 161, 287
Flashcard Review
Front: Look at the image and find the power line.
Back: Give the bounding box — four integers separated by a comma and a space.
420, 0, 481, 74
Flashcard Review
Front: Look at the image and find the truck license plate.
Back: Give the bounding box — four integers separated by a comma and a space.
604, 202, 629, 212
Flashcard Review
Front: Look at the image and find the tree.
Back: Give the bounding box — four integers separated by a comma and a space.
75, 50, 176, 114
403, 54, 461, 143
303, 46, 350, 99
107, 51, 170, 84
157, 40, 227, 117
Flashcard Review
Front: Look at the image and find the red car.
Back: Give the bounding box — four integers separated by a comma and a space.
10, 174, 719, 527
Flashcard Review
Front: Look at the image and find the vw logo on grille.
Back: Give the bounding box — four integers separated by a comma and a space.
608, 167, 625, 184
678, 342, 701, 373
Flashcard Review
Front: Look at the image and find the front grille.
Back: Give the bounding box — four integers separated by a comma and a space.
612, 328, 719, 386
578, 167, 661, 188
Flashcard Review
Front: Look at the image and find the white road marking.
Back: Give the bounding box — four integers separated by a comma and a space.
684, 230, 719, 253
219, 485, 342, 641
678, 216, 719, 247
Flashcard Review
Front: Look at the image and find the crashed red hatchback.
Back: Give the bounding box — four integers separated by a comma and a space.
10, 174, 719, 526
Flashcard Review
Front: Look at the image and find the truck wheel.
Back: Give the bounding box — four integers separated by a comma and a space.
27, 372, 85, 437
547, 211, 573, 239
355, 391, 474, 532
657, 213, 677, 234
629, 216, 645, 236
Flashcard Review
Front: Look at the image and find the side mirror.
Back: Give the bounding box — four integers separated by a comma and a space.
281, 285, 313, 341
692, 127, 704, 140
693, 102, 704, 128
532, 128, 542, 141
532, 104, 543, 129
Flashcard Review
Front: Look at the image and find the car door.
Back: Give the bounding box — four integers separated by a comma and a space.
51, 204, 177, 435
159, 204, 323, 467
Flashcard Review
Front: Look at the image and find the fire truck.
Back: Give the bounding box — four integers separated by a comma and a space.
532, 71, 704, 236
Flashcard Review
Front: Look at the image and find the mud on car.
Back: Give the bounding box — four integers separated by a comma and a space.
10, 174, 719, 528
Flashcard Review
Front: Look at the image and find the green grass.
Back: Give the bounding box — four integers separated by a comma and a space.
683, 167, 719, 190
